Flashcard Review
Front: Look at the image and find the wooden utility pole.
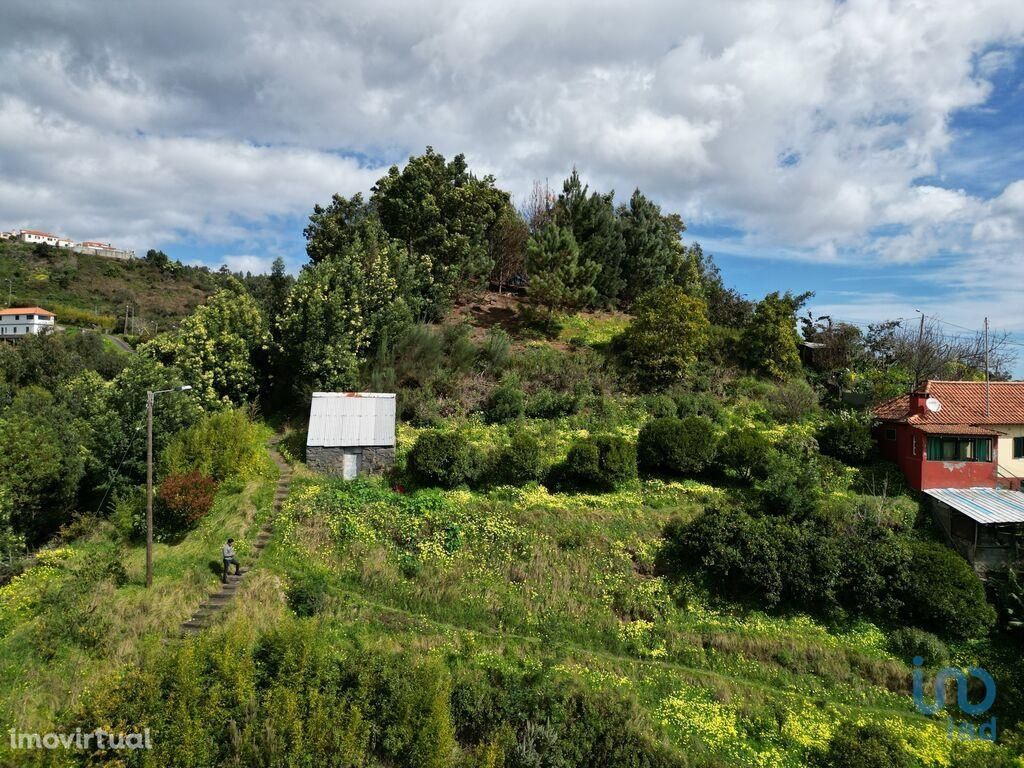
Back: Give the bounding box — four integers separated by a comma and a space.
985, 317, 990, 419
145, 390, 154, 588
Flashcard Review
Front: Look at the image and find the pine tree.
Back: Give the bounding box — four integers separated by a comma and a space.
618, 190, 685, 304
525, 224, 599, 313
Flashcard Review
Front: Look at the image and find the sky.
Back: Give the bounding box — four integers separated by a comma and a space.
1, 0, 1023, 351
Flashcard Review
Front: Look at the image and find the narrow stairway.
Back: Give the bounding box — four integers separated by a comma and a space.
180, 439, 292, 635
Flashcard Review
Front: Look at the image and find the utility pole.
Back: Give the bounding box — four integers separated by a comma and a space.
914, 310, 926, 391
985, 317, 990, 419
145, 385, 193, 588
125, 303, 130, 335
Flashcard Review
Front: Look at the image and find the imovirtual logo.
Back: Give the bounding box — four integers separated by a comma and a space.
912, 657, 997, 742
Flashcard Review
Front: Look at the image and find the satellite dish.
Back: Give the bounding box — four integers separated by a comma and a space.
926, 397, 942, 413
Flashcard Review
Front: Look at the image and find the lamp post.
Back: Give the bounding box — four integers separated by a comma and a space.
146, 385, 193, 588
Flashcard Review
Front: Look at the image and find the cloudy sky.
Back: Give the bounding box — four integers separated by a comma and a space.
2, 0, 1023, 342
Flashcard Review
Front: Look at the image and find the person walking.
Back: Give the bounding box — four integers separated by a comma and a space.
222, 538, 241, 583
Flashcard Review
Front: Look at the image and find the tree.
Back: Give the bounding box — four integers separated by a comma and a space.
143, 281, 270, 407
740, 291, 809, 378
373, 147, 513, 312
304, 193, 377, 265
489, 206, 528, 294
526, 223, 599, 313
613, 284, 711, 389
554, 170, 627, 305
618, 190, 686, 304
145, 249, 170, 269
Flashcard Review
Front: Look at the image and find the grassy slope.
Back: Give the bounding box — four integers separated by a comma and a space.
0, 240, 217, 327
0, 426, 276, 733
245, 417, 1012, 768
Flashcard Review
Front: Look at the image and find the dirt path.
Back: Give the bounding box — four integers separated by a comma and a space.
179, 439, 291, 635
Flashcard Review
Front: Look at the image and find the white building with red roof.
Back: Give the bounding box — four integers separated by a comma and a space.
15, 230, 73, 248
0, 306, 56, 338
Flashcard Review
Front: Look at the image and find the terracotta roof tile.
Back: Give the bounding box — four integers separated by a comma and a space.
0, 306, 54, 317
873, 380, 1024, 426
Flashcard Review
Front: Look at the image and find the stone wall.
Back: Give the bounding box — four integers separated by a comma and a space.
306, 445, 395, 477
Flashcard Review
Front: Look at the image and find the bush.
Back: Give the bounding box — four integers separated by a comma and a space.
493, 432, 544, 485
525, 388, 578, 418
715, 428, 772, 481
162, 408, 265, 481
286, 569, 331, 617
155, 471, 217, 536
556, 434, 636, 491
902, 539, 996, 639
817, 410, 875, 464
764, 378, 819, 422
887, 627, 949, 666
477, 327, 511, 370
814, 721, 917, 768
673, 391, 724, 423
408, 431, 483, 488
482, 382, 525, 423
752, 449, 822, 517
644, 394, 678, 419
637, 416, 717, 477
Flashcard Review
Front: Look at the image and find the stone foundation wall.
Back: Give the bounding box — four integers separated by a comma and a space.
306, 445, 395, 477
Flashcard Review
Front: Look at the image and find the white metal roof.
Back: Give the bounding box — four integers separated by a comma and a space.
306, 392, 396, 448
925, 487, 1024, 525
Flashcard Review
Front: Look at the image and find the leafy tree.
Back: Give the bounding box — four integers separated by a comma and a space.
817, 410, 875, 464
373, 147, 513, 311
613, 285, 710, 389
489, 206, 528, 294
740, 291, 809, 378
304, 193, 377, 265
903, 540, 996, 639
618, 190, 686, 304
144, 281, 269, 407
145, 249, 171, 269
554, 170, 627, 305
637, 416, 718, 477
526, 224, 599, 313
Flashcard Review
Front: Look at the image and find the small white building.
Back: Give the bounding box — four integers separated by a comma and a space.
0, 307, 56, 338
73, 241, 136, 261
16, 230, 73, 248
306, 392, 397, 479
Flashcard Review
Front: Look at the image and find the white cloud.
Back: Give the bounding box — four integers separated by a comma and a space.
223, 254, 275, 275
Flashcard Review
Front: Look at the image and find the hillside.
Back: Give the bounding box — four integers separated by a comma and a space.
0, 239, 219, 331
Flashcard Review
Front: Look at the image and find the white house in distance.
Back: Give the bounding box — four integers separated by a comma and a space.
0, 307, 56, 338
16, 230, 73, 248
306, 392, 397, 479
73, 241, 136, 261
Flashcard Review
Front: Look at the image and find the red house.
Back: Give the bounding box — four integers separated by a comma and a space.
872, 380, 1024, 491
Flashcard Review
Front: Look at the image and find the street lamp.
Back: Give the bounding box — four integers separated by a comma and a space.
146, 385, 193, 588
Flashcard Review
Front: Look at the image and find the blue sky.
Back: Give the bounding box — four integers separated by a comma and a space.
1, 0, 1023, 361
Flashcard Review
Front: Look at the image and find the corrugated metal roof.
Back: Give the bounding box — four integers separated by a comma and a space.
925, 487, 1024, 525
306, 392, 396, 448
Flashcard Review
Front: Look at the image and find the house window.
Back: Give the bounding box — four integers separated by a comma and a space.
1014, 437, 1024, 460
885, 428, 897, 441
926, 436, 992, 462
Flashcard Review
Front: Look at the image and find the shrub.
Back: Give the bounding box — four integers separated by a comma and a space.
814, 721, 916, 768
764, 378, 819, 422
286, 569, 331, 617
644, 394, 678, 419
637, 416, 717, 477
673, 391, 724, 423
715, 428, 772, 482
902, 539, 996, 639
556, 434, 636, 491
817, 410, 875, 464
493, 432, 544, 485
155, 471, 217, 536
477, 327, 511, 370
752, 449, 822, 517
161, 408, 265, 481
887, 627, 949, 666
408, 431, 482, 488
482, 382, 525, 423
525, 388, 578, 418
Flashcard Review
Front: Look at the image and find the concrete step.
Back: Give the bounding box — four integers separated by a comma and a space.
181, 620, 205, 631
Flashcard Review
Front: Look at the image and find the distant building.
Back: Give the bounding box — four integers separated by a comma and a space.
306, 392, 396, 479
0, 307, 56, 338
73, 241, 135, 261
0, 232, 13, 241
16, 230, 73, 248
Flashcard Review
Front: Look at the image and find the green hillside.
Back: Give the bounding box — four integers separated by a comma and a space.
0, 239, 219, 331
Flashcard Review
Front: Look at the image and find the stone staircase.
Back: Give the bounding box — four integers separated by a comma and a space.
180, 440, 292, 636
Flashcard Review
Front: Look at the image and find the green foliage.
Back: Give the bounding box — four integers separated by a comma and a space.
618, 189, 687, 304
817, 410, 875, 464
143, 280, 269, 407
715, 429, 772, 482
408, 431, 483, 488
740, 291, 808, 379
672, 391, 724, 423
161, 408, 266, 481
764, 377, 819, 422
613, 284, 711, 389
374, 147, 513, 310
154, 471, 217, 537
752, 447, 823, 516
478, 327, 512, 371
525, 388, 579, 418
556, 434, 637, 491
887, 627, 949, 666
483, 382, 525, 424
902, 539, 996, 639
814, 721, 918, 768
492, 432, 544, 486
526, 222, 600, 312
637, 416, 717, 477
286, 568, 331, 617
644, 394, 678, 419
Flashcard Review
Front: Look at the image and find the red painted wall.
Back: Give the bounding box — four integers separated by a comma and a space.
874, 423, 997, 491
